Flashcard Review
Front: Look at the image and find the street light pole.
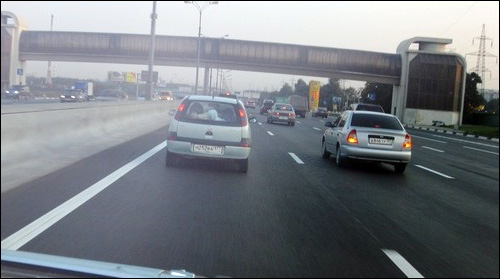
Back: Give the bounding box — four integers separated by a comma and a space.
185, 1, 218, 95
147, 1, 157, 101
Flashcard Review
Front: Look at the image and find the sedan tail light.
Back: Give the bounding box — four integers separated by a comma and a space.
347, 129, 358, 144
272, 112, 279, 116
174, 103, 186, 120
239, 108, 247, 126
289, 113, 295, 117
240, 138, 252, 147
167, 131, 178, 141
403, 134, 412, 148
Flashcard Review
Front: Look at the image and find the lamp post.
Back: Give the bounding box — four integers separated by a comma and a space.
184, 1, 218, 95
211, 34, 228, 96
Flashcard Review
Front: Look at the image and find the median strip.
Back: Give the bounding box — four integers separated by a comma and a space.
1, 141, 167, 251
382, 249, 424, 278
411, 135, 447, 144
462, 146, 499, 155
422, 146, 445, 153
432, 135, 499, 148
288, 152, 305, 164
414, 165, 455, 179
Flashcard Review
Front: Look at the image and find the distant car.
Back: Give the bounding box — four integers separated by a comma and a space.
60, 89, 87, 102
313, 107, 328, 118
245, 100, 256, 109
267, 103, 296, 126
219, 92, 238, 99
166, 95, 251, 173
96, 89, 129, 101
4, 85, 30, 100
432, 120, 445, 127
158, 90, 174, 101
322, 111, 411, 173
348, 103, 385, 113
260, 99, 274, 114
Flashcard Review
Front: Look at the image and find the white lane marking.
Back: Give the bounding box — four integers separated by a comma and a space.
288, 152, 305, 164
267, 131, 274, 136
432, 134, 499, 149
319, 119, 325, 123
1, 141, 167, 251
258, 122, 262, 125
313, 127, 321, 131
411, 135, 447, 144
382, 249, 424, 278
463, 146, 499, 155
296, 121, 301, 124
422, 146, 445, 153
414, 165, 455, 179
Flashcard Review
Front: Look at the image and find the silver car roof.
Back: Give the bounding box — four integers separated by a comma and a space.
186, 95, 238, 104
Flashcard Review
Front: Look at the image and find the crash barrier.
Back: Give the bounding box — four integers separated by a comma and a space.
1, 101, 179, 193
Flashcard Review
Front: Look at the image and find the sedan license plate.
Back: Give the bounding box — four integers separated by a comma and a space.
192, 144, 224, 155
369, 137, 393, 145
279, 116, 288, 120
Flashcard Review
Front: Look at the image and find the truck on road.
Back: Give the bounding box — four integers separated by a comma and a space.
73, 81, 94, 101
288, 95, 308, 118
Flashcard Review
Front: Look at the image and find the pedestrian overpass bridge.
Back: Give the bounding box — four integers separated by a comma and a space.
2, 11, 466, 125
18, 30, 402, 85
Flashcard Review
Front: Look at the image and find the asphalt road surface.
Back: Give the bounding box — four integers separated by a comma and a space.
2, 108, 498, 277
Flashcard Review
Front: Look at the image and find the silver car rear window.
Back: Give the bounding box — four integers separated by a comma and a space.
177, 100, 242, 127
351, 114, 403, 130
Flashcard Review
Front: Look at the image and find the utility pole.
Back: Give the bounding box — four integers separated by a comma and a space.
45, 14, 54, 87
466, 24, 498, 97
147, 1, 157, 101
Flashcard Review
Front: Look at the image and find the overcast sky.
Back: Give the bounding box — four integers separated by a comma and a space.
2, 1, 499, 91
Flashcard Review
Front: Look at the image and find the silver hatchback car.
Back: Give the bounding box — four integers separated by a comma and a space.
322, 111, 411, 173
166, 96, 251, 172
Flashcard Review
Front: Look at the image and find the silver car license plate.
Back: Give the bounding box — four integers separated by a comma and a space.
369, 138, 393, 145
279, 116, 288, 120
192, 144, 224, 155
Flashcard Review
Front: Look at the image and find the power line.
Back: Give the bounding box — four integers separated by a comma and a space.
465, 24, 498, 96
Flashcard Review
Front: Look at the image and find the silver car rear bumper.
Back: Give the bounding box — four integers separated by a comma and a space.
167, 140, 250, 160
342, 145, 411, 163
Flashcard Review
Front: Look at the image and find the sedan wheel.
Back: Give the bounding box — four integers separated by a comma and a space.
394, 163, 407, 173
165, 150, 176, 167
335, 146, 344, 167
239, 158, 248, 173
322, 140, 330, 159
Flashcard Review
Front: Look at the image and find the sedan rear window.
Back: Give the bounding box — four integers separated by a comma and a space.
274, 105, 293, 111
176, 100, 242, 126
351, 114, 403, 130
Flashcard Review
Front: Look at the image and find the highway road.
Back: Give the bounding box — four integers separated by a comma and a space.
1, 108, 499, 277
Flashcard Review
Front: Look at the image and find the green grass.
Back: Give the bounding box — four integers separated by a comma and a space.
459, 125, 499, 139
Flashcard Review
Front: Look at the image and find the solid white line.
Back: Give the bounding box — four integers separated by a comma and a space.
422, 146, 445, 153
296, 121, 301, 124
432, 134, 499, 149
267, 131, 274, 136
382, 249, 424, 278
288, 152, 305, 164
313, 127, 321, 131
414, 165, 455, 179
1, 141, 167, 251
411, 135, 447, 144
463, 146, 499, 155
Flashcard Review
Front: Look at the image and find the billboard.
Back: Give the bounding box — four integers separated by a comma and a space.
308, 80, 321, 111
141, 71, 158, 83
125, 72, 137, 83
108, 71, 124, 82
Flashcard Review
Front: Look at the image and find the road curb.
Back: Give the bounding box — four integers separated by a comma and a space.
405, 125, 499, 142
